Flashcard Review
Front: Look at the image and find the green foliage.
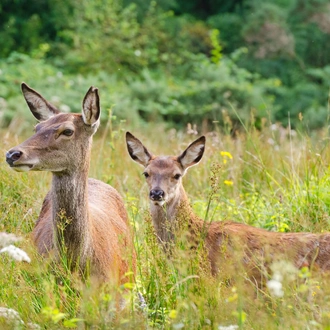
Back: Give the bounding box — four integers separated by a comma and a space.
118, 56, 278, 127
1, 0, 330, 129
0, 51, 278, 130
207, 13, 244, 53
206, 0, 330, 129
0, 53, 140, 127
54, 0, 143, 73
0, 0, 52, 57
209, 29, 222, 64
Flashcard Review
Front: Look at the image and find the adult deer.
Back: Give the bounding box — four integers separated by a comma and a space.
126, 132, 330, 281
5, 83, 135, 284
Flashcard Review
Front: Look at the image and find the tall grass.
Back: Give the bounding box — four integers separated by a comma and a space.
1, 117, 330, 329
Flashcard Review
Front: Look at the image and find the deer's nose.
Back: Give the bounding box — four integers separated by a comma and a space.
150, 189, 165, 201
6, 150, 23, 166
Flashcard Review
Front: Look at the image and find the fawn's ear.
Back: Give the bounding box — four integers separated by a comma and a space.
21, 83, 60, 121
178, 136, 206, 171
82, 86, 100, 127
126, 132, 152, 167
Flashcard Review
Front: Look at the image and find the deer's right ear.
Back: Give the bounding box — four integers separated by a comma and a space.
21, 83, 60, 121
126, 132, 152, 167
178, 136, 206, 171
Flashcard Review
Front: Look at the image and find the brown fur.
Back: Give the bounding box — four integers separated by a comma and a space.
126, 132, 330, 282
6, 84, 135, 284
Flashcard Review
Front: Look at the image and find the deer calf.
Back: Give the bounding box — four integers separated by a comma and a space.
6, 84, 135, 284
126, 132, 330, 281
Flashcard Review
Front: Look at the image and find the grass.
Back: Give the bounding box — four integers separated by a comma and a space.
1, 117, 330, 329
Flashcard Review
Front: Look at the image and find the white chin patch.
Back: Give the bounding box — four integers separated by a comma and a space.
12, 165, 32, 172
153, 200, 166, 206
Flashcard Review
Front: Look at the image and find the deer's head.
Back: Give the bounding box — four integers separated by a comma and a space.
126, 132, 205, 206
6, 83, 100, 173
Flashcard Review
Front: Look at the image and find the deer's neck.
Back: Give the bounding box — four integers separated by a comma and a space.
51, 162, 91, 265
150, 185, 202, 246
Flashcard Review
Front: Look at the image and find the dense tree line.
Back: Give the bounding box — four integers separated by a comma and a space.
1, 0, 330, 129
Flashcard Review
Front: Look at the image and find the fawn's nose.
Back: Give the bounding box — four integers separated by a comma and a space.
6, 150, 23, 166
150, 189, 165, 201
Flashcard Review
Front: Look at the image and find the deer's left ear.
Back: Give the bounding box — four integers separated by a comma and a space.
178, 136, 205, 171
82, 86, 100, 127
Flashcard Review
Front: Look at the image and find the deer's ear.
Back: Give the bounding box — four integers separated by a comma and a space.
178, 136, 205, 171
126, 132, 152, 167
82, 86, 100, 127
21, 83, 60, 121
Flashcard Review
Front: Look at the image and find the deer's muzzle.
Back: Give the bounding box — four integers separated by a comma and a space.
6, 150, 23, 166
6, 149, 34, 172
150, 189, 165, 202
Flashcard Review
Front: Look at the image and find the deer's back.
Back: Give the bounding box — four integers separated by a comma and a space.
206, 221, 330, 278
33, 178, 134, 282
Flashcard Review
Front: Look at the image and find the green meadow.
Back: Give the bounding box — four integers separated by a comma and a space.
2, 116, 330, 329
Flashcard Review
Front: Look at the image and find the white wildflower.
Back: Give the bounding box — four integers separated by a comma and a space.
59, 104, 70, 113
0, 245, 31, 263
271, 260, 298, 282
290, 129, 297, 137
267, 138, 275, 145
0, 232, 22, 248
186, 123, 198, 135
0, 307, 24, 326
267, 274, 284, 298
218, 325, 239, 330
0, 307, 39, 329
267, 260, 298, 298
134, 49, 141, 56
27, 322, 41, 329
50, 95, 60, 104
270, 124, 278, 131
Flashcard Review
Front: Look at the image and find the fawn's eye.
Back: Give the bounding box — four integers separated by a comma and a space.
62, 129, 74, 137
143, 172, 149, 178
173, 174, 181, 180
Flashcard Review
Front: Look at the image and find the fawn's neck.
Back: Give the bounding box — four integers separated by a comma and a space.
150, 185, 203, 246
51, 158, 91, 265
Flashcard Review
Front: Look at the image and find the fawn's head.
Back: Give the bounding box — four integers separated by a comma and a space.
126, 132, 206, 206
6, 83, 100, 173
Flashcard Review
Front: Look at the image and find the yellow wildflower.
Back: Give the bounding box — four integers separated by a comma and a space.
220, 151, 233, 164
169, 310, 177, 319
273, 78, 282, 87
220, 151, 233, 159
224, 180, 233, 186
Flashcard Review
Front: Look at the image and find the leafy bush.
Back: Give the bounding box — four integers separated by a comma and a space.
0, 53, 124, 127
1, 0, 330, 130
115, 55, 278, 128
0, 51, 278, 130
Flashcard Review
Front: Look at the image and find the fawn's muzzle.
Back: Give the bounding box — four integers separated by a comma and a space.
150, 189, 165, 201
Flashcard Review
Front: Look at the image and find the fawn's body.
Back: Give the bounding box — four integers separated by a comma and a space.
126, 132, 330, 281
6, 84, 134, 284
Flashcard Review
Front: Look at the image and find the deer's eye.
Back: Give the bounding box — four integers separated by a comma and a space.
143, 172, 149, 178
62, 129, 74, 137
173, 174, 181, 180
